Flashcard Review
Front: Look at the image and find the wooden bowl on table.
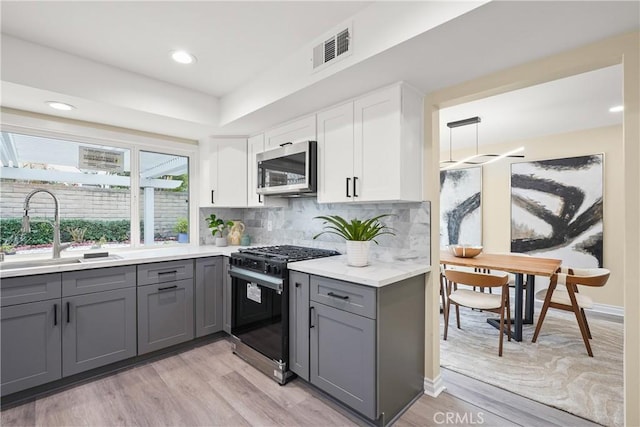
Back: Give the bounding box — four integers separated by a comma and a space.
449, 245, 483, 258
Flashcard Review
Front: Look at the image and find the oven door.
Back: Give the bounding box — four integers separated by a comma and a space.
230, 267, 288, 363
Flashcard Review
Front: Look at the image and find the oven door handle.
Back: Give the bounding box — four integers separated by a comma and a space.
229, 267, 284, 292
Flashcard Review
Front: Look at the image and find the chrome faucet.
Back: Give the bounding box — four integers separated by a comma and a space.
22, 189, 71, 259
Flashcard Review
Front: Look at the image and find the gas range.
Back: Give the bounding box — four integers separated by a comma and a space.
229, 245, 340, 279
228, 245, 339, 384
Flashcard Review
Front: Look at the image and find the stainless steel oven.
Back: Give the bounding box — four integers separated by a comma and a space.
229, 246, 338, 384
256, 140, 316, 196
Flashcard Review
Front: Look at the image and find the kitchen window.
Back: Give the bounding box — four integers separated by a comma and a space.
0, 128, 193, 254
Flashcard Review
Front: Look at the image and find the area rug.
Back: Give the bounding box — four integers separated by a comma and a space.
440, 307, 623, 426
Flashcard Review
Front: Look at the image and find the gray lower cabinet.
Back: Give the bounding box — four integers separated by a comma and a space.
291, 271, 426, 425
310, 302, 376, 419
289, 271, 310, 381
137, 278, 194, 354
223, 257, 232, 334
62, 287, 137, 376
195, 257, 223, 337
1, 299, 62, 396
1, 269, 138, 396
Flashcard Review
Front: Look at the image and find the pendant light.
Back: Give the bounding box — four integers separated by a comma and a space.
440, 116, 524, 170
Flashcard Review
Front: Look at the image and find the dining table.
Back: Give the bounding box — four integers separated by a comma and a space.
439, 251, 562, 342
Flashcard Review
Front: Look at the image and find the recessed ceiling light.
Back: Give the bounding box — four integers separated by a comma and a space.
171, 50, 196, 64
46, 101, 75, 111
609, 105, 624, 113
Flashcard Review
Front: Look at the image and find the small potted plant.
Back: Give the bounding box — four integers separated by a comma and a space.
313, 214, 395, 267
1, 243, 16, 255
173, 218, 189, 243
206, 214, 234, 247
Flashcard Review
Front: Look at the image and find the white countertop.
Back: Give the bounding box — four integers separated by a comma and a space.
288, 255, 431, 287
0, 245, 250, 278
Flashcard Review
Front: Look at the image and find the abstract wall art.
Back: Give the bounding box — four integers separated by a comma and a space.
440, 167, 482, 247
511, 154, 604, 268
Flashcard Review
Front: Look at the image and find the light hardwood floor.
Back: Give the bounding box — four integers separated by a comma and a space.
1, 338, 597, 427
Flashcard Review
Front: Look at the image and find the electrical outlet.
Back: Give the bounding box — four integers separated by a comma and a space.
267, 220, 273, 231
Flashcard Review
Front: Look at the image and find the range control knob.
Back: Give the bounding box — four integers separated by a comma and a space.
272, 265, 281, 275
265, 264, 272, 274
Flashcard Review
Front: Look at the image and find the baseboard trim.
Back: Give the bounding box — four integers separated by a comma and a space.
588, 303, 624, 318
423, 374, 446, 397
534, 300, 624, 320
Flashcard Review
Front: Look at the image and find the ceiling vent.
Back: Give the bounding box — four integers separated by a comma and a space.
312, 26, 351, 71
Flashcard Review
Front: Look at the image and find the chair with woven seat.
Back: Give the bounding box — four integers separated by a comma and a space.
443, 269, 511, 356
532, 267, 610, 357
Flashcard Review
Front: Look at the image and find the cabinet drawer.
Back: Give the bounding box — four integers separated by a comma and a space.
310, 275, 376, 319
62, 266, 136, 296
1, 273, 62, 306
137, 260, 193, 285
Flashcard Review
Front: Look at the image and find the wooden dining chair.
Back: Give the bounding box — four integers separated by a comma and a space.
532, 267, 610, 357
439, 265, 448, 321
443, 269, 511, 356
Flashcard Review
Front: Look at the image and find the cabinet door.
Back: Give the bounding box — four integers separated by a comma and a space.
137, 279, 194, 354
223, 257, 232, 334
317, 102, 355, 204
1, 300, 62, 396
247, 134, 265, 207
214, 138, 248, 206
264, 115, 316, 150
200, 138, 248, 207
310, 303, 376, 420
195, 257, 223, 337
198, 138, 216, 207
62, 288, 137, 376
289, 271, 310, 381
354, 86, 402, 202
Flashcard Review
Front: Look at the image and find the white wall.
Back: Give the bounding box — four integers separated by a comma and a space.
442, 125, 623, 307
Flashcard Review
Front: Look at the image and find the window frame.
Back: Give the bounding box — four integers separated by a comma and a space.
0, 110, 199, 250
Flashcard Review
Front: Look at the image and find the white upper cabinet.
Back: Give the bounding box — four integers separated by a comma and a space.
247, 134, 265, 207
264, 115, 316, 150
199, 137, 247, 207
317, 102, 355, 203
317, 83, 423, 203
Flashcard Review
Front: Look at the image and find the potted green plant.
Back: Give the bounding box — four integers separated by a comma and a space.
205, 214, 234, 247
313, 214, 395, 267
1, 243, 16, 255
173, 218, 189, 243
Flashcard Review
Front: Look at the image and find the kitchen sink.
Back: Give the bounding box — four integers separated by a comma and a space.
0, 257, 84, 270
0, 254, 124, 270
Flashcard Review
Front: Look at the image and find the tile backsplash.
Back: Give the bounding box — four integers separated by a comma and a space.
200, 198, 430, 263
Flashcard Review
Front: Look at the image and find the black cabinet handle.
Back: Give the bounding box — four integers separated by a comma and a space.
66, 302, 70, 323
158, 285, 178, 292
258, 194, 263, 204
327, 292, 349, 300
295, 282, 301, 288
157, 270, 178, 275
279, 142, 293, 147
353, 177, 358, 197
346, 177, 351, 197
53, 303, 58, 326
309, 306, 315, 328
211, 190, 215, 204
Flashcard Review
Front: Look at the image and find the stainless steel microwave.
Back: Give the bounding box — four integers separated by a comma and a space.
256, 140, 317, 196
